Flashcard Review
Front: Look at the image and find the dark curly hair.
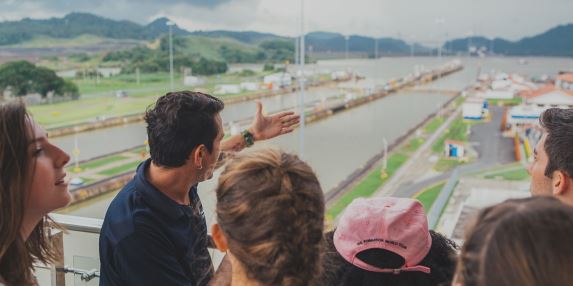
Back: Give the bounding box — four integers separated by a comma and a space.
145, 91, 224, 167
321, 230, 458, 286
215, 148, 325, 286
540, 108, 573, 178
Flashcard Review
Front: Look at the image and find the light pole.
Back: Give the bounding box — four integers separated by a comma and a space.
409, 35, 414, 58
345, 35, 350, 60
435, 18, 445, 86
435, 18, 445, 63
167, 21, 175, 91
298, 0, 306, 158
380, 137, 388, 178
374, 37, 378, 59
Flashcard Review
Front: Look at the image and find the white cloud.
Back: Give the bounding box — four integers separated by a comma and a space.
0, 0, 572, 42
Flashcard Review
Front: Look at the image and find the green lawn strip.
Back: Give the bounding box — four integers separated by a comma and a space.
29, 96, 157, 128
131, 146, 148, 155
80, 177, 95, 185
401, 138, 425, 154
327, 153, 409, 219
487, 97, 523, 106
79, 155, 129, 170
473, 162, 524, 176
433, 180, 459, 229
433, 158, 465, 172
484, 167, 530, 181
97, 160, 143, 176
424, 116, 445, 133
414, 182, 446, 213
431, 116, 468, 153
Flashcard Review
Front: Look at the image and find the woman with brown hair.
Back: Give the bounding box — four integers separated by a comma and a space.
0, 102, 71, 285
210, 148, 325, 286
454, 196, 573, 286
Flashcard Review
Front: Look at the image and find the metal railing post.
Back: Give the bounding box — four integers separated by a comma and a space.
51, 230, 66, 286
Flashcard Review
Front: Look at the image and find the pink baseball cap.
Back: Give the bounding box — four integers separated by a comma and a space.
333, 197, 432, 274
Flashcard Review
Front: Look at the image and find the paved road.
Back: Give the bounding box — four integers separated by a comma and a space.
393, 106, 515, 198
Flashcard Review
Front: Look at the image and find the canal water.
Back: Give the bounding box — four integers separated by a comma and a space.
59, 56, 573, 220
45, 57, 573, 284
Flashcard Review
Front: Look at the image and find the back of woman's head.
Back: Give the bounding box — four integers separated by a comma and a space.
215, 148, 325, 286
456, 196, 573, 286
322, 230, 457, 286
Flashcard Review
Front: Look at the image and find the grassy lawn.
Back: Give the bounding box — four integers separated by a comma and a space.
401, 138, 425, 153
432, 116, 468, 153
28, 96, 157, 128
424, 116, 445, 133
487, 98, 523, 106
73, 155, 129, 171
433, 158, 465, 172
414, 182, 445, 213
75, 73, 173, 95
484, 167, 530, 181
97, 160, 143, 176
79, 177, 96, 185
131, 146, 148, 155
454, 96, 466, 106
28, 68, 283, 129
327, 153, 409, 219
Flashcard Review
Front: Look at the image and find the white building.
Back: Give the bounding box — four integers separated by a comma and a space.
522, 85, 573, 109
183, 76, 203, 87
263, 73, 292, 90
507, 105, 545, 126
330, 71, 350, 81
214, 84, 241, 95
476, 73, 536, 100
555, 73, 573, 92
462, 97, 488, 120
240, 82, 259, 91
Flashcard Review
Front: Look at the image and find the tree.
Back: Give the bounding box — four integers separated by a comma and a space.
0, 60, 79, 98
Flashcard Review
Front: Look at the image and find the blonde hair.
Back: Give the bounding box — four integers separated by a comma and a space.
215, 148, 325, 285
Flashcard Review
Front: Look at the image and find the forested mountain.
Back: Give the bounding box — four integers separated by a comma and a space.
445, 24, 573, 56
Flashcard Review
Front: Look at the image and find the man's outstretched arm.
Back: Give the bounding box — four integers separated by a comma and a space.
216, 101, 299, 167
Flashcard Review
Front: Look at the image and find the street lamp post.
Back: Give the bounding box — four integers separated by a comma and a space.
435, 18, 445, 87
298, 0, 306, 158
167, 21, 175, 91
345, 35, 350, 60
380, 137, 388, 178
374, 37, 378, 59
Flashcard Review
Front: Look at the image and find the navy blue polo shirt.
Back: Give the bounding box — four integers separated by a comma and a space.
99, 159, 214, 286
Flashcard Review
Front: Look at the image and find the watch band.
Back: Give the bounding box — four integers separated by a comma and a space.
242, 129, 255, 147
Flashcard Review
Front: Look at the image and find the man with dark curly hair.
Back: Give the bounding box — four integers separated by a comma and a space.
99, 91, 300, 286
528, 108, 573, 206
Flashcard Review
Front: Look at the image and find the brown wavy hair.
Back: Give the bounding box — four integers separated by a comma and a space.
0, 102, 60, 285
455, 196, 573, 286
215, 148, 325, 285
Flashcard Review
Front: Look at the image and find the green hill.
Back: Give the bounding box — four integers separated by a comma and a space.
444, 24, 573, 56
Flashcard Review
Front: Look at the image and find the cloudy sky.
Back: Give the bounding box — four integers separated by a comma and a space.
0, 0, 571, 43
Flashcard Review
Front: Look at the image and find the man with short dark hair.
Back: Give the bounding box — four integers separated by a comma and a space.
528, 108, 573, 206
99, 91, 299, 286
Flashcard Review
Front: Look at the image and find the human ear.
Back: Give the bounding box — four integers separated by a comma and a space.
211, 224, 228, 252
192, 145, 205, 169
552, 170, 569, 196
